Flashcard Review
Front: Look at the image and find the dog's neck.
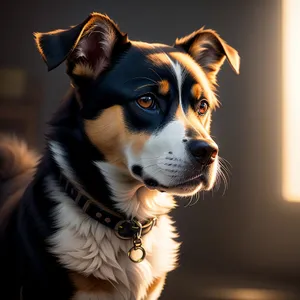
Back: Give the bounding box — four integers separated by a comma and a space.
46, 91, 175, 221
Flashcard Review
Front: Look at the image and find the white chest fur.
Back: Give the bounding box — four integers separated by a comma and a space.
46, 177, 180, 300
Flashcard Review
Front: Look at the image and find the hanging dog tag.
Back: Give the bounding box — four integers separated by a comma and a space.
128, 233, 146, 263
128, 245, 146, 263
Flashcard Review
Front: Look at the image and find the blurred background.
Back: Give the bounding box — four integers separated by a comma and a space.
2, 0, 300, 299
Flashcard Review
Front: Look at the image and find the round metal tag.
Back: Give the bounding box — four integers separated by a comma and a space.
128, 246, 146, 263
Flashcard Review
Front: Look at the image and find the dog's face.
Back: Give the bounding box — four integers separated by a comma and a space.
35, 13, 239, 197
82, 45, 222, 196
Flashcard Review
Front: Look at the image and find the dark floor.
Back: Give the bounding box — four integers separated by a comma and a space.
161, 272, 300, 300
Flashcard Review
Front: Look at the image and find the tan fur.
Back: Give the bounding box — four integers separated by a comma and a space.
70, 273, 114, 294
84, 105, 125, 167
130, 133, 151, 156
158, 80, 170, 96
146, 275, 166, 299
84, 105, 152, 165
169, 52, 219, 109
0, 135, 38, 230
186, 107, 212, 136
175, 105, 211, 137
76, 16, 118, 77
191, 83, 202, 100
72, 63, 95, 77
147, 53, 172, 68
175, 28, 240, 78
188, 30, 239, 76
189, 36, 227, 85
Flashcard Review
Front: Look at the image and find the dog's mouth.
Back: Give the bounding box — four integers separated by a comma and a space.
143, 173, 206, 193
130, 161, 216, 196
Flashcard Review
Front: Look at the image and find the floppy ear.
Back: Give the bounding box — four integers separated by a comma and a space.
175, 28, 240, 83
34, 13, 129, 77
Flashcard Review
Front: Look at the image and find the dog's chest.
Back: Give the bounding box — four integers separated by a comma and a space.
48, 199, 179, 300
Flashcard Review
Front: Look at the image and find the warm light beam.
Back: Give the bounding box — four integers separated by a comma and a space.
282, 0, 300, 201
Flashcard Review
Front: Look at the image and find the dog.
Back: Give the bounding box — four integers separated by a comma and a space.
0, 12, 239, 300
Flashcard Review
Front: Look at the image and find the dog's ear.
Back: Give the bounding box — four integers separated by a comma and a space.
34, 13, 129, 77
175, 28, 240, 83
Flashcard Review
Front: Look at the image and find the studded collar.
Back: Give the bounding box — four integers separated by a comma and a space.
58, 172, 157, 240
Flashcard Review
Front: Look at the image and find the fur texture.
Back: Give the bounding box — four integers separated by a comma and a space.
0, 12, 239, 300
0, 135, 38, 230
46, 175, 179, 300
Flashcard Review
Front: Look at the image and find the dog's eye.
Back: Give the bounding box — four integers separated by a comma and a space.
136, 95, 157, 110
197, 99, 209, 116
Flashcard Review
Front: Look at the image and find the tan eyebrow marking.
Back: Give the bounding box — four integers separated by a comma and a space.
191, 83, 202, 100
169, 51, 220, 109
147, 53, 172, 67
158, 80, 170, 95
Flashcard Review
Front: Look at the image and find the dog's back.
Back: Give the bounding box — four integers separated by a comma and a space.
0, 135, 38, 230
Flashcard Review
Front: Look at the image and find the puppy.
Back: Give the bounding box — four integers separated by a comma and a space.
0, 12, 239, 300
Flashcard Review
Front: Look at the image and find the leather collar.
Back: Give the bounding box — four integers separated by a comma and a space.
58, 172, 157, 240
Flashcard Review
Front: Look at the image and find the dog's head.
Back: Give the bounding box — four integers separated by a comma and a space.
35, 13, 239, 197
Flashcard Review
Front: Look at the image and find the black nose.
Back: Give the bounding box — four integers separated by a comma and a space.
187, 139, 218, 165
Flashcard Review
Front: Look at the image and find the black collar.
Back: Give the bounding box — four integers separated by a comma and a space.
58, 172, 157, 240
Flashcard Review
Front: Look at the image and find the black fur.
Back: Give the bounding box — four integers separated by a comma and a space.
0, 152, 74, 299
0, 92, 117, 299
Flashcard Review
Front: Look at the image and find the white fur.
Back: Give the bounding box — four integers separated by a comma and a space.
167, 59, 183, 97
49, 141, 81, 187
46, 175, 179, 300
124, 56, 219, 195
164, 56, 186, 117
125, 62, 194, 190
95, 162, 176, 221
125, 120, 190, 188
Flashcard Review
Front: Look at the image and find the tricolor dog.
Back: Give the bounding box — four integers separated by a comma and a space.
0, 12, 239, 300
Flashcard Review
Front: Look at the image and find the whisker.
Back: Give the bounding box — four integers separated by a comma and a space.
189, 192, 201, 206
137, 156, 164, 161
219, 156, 232, 168
134, 83, 157, 91
202, 191, 205, 201
184, 196, 194, 208
149, 68, 163, 81
219, 158, 231, 172
219, 162, 231, 179
142, 163, 161, 169
149, 167, 165, 178
219, 169, 228, 196
213, 171, 221, 193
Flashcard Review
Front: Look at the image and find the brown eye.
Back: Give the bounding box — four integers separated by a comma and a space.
136, 95, 157, 110
197, 99, 209, 116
